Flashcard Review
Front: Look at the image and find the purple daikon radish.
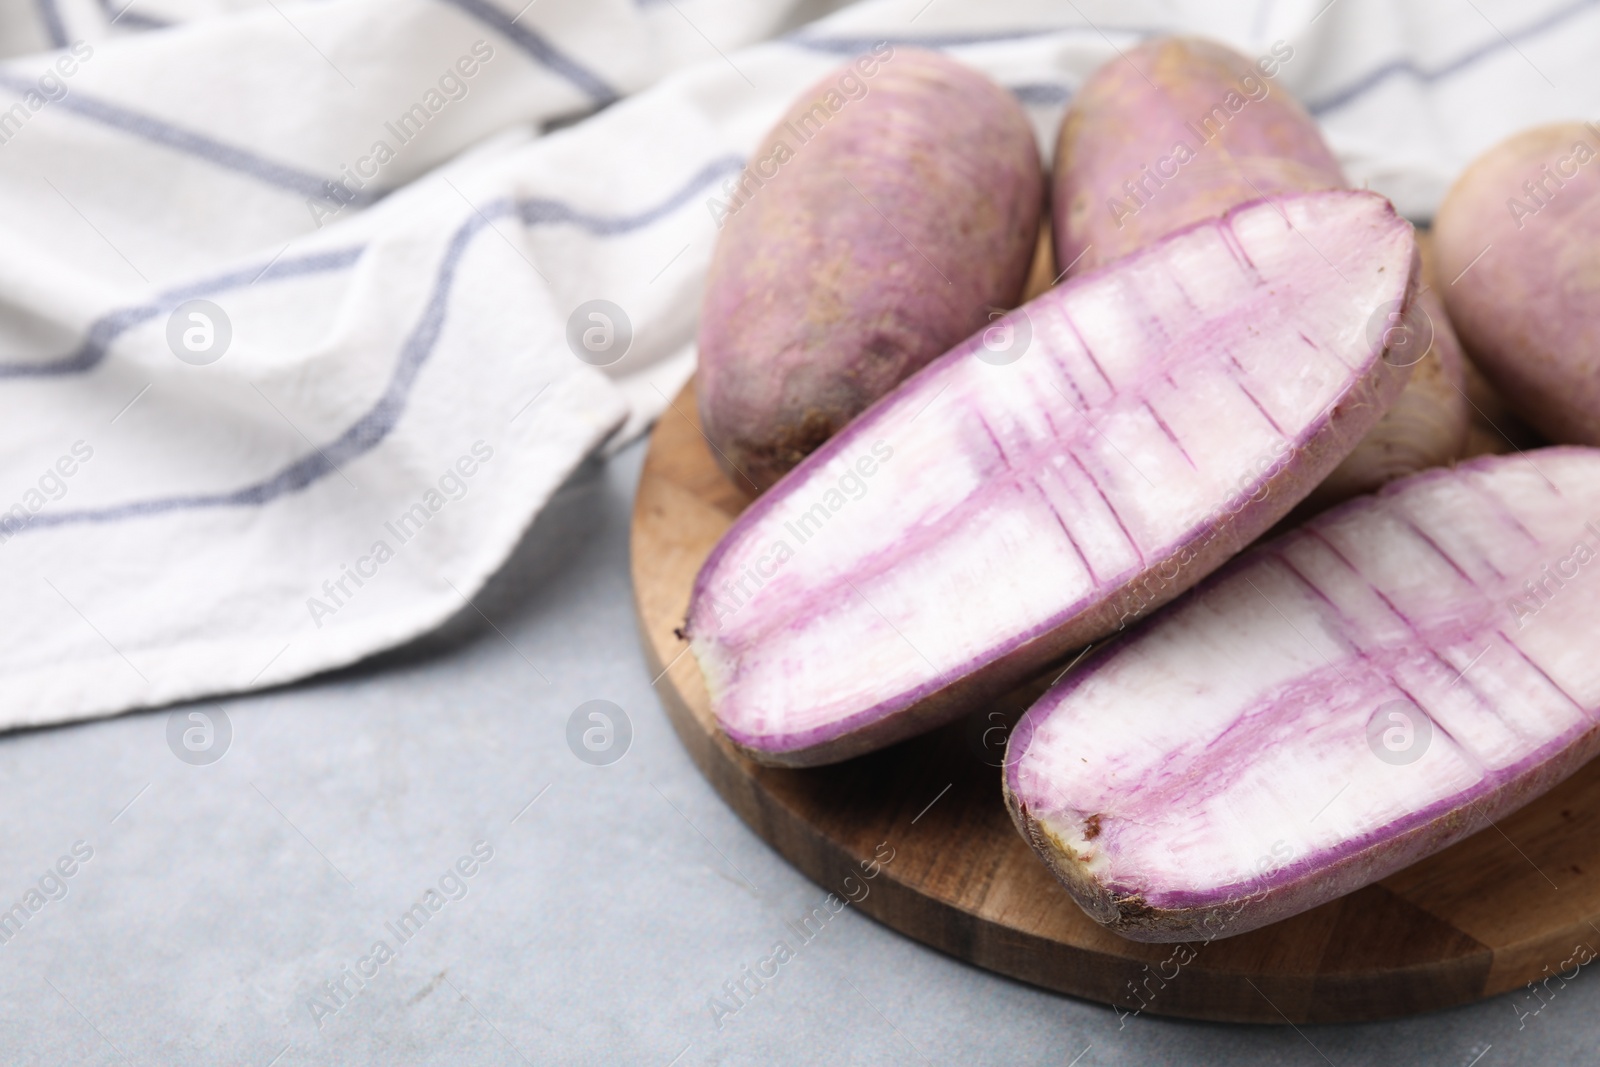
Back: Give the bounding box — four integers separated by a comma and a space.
1005, 447, 1600, 942
687, 190, 1417, 767
1053, 36, 1469, 507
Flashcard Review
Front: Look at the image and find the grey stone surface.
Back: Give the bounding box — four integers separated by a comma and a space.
0, 438, 1590, 1066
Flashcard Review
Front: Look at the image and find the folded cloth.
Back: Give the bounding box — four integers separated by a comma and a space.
0, 0, 1595, 731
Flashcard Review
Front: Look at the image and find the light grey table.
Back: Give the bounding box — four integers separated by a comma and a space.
0, 439, 1591, 1066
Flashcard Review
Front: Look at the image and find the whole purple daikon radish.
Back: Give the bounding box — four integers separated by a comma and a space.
697, 47, 1043, 492
687, 190, 1418, 767
1006, 447, 1600, 942
1054, 36, 1468, 505
1435, 123, 1600, 446
1053, 37, 1340, 275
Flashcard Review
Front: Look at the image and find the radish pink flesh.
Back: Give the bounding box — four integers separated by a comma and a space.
688, 191, 1416, 766
1006, 448, 1600, 942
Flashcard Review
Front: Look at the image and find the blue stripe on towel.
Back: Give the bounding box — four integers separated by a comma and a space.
516, 155, 742, 233
435, 0, 620, 103
35, 0, 69, 48
1009, 82, 1073, 106
786, 27, 1121, 53
790, 5, 1594, 126
1307, 0, 1600, 114
1, 1, 640, 205
0, 248, 367, 378
6, 156, 743, 532
0, 73, 376, 207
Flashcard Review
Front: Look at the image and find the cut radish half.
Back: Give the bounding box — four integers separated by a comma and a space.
688, 191, 1417, 766
1006, 448, 1600, 941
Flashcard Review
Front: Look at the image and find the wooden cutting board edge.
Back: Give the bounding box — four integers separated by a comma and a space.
630, 378, 1600, 1025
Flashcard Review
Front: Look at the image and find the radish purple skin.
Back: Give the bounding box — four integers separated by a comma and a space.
688, 190, 1417, 767
1299, 240, 1470, 510
1054, 36, 1467, 506
1435, 122, 1600, 447
1005, 447, 1600, 942
697, 47, 1043, 492
1052, 37, 1341, 277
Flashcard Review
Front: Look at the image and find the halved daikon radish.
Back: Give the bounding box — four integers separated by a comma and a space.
1006, 447, 1600, 941
688, 190, 1417, 766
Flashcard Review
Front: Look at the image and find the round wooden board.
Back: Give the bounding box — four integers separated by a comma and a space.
631, 379, 1600, 1024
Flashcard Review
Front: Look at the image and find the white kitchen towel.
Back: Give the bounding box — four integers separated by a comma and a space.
0, 0, 1595, 731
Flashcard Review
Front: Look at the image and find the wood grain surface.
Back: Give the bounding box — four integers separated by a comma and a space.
631, 379, 1600, 1024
